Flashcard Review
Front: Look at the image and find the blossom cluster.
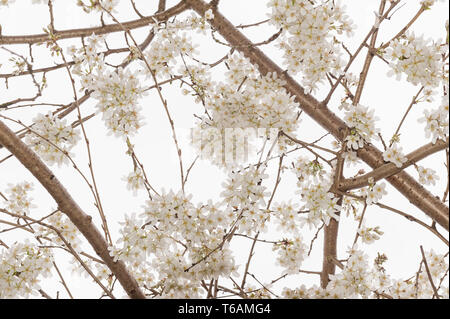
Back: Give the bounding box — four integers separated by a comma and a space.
361, 180, 387, 205
358, 225, 384, 244
291, 156, 325, 184
143, 29, 199, 80
268, 0, 354, 91
327, 249, 374, 298
382, 143, 408, 168
36, 211, 82, 251
418, 87, 449, 144
389, 249, 449, 298
290, 157, 341, 227
272, 201, 301, 233
68, 35, 145, 138
220, 165, 270, 234
3, 182, 35, 216
24, 112, 80, 166
89, 67, 145, 137
342, 103, 379, 150
282, 247, 448, 299
273, 237, 307, 275
76, 0, 119, 13
416, 165, 440, 186
0, 241, 53, 298
122, 167, 146, 195
109, 191, 239, 297
192, 53, 299, 167
385, 31, 448, 88
300, 182, 341, 227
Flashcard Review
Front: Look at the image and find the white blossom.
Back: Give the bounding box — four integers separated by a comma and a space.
385, 31, 448, 88
24, 112, 80, 166
362, 181, 387, 205
358, 225, 383, 244
383, 144, 408, 168
418, 87, 449, 143
268, 0, 354, 91
416, 166, 440, 186
0, 241, 53, 298
3, 182, 35, 216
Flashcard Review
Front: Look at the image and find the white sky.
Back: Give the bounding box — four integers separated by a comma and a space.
0, 0, 449, 298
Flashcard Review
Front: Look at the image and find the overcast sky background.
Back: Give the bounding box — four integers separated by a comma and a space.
0, 0, 449, 298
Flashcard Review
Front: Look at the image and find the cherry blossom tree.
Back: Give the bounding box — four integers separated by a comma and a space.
0, 0, 448, 299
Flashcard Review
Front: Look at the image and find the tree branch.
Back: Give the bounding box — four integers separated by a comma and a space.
340, 138, 449, 191
0, 1, 188, 45
0, 120, 145, 299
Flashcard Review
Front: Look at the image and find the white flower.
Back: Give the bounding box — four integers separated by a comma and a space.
37, 211, 83, 251
382, 144, 408, 168
24, 112, 80, 166
343, 104, 379, 149
385, 31, 447, 88
204, 9, 214, 20
89, 67, 146, 137
416, 166, 440, 186
418, 87, 449, 144
345, 133, 364, 150
273, 237, 307, 275
0, 241, 53, 298
123, 167, 145, 195
327, 249, 373, 298
191, 53, 299, 167
273, 201, 301, 232
291, 156, 325, 185
343, 151, 359, 166
358, 225, 383, 244
299, 182, 341, 227
268, 0, 354, 91
362, 182, 387, 205
4, 182, 35, 215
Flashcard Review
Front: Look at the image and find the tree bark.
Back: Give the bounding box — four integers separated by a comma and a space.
321, 215, 340, 288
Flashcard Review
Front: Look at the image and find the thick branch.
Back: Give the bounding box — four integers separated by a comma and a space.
321, 200, 342, 288
185, 0, 449, 230
0, 2, 187, 45
340, 138, 449, 190
0, 120, 145, 299
353, 0, 386, 105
